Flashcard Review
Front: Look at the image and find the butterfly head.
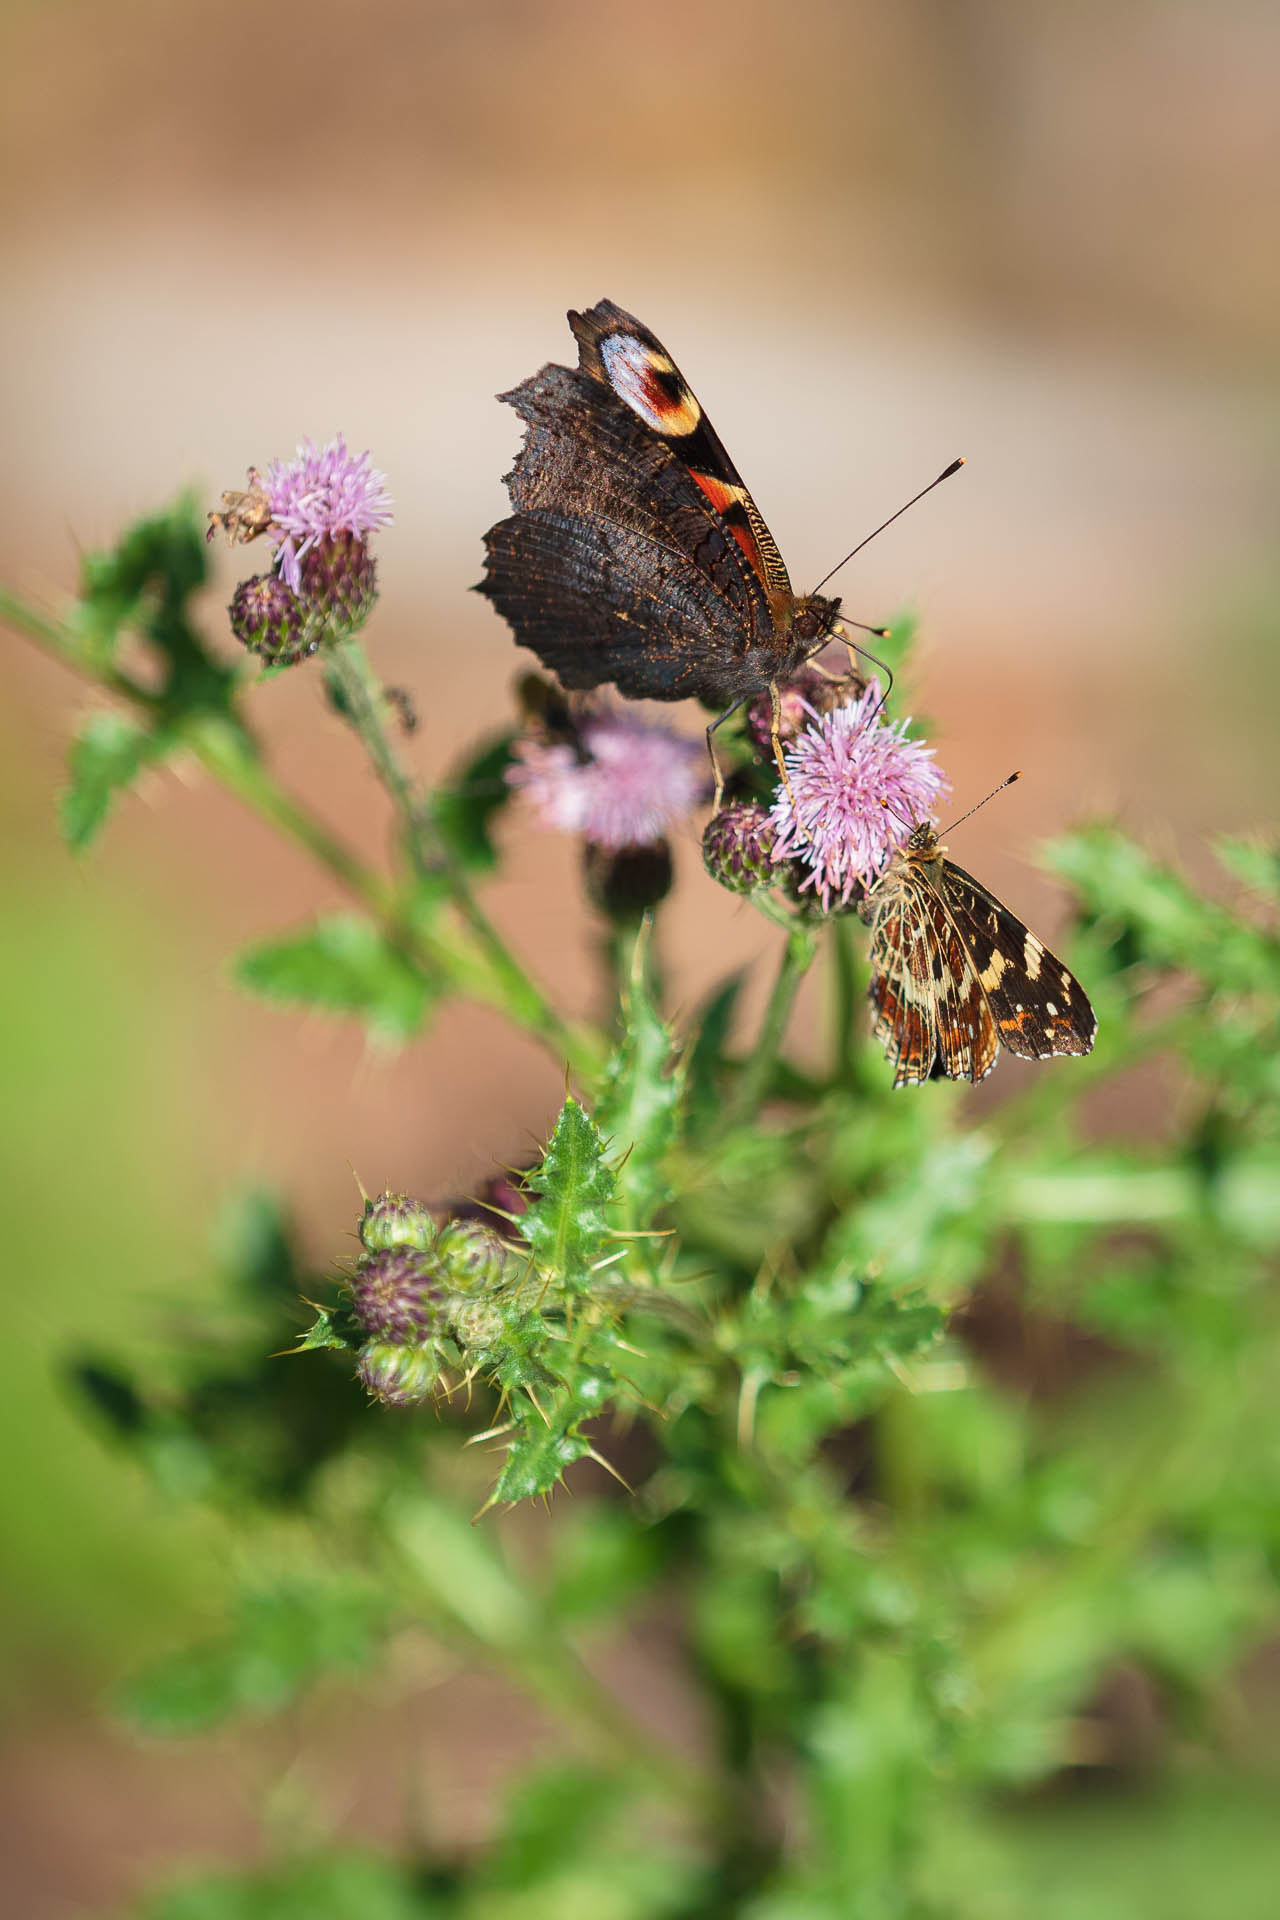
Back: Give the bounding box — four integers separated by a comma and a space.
790, 593, 842, 646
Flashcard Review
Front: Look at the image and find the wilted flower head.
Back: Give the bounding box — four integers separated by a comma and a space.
261, 436, 393, 592
507, 707, 711, 850
770, 680, 949, 911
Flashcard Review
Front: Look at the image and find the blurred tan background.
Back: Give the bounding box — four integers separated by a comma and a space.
2, 1, 1278, 1910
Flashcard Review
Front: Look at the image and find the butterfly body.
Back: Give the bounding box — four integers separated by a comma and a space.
477, 301, 842, 712
867, 821, 1097, 1088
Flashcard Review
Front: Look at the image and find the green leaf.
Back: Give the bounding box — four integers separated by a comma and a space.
234, 914, 439, 1042
1215, 832, 1280, 903
121, 1575, 387, 1735
291, 1303, 351, 1351
492, 1417, 592, 1505
141, 1853, 442, 1920
430, 731, 516, 872
1044, 824, 1280, 996
518, 1096, 615, 1293
598, 947, 682, 1228
71, 496, 234, 716
60, 710, 168, 850
685, 972, 744, 1135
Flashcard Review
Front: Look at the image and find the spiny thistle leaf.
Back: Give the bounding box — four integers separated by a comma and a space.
60, 710, 170, 850
492, 1419, 593, 1505
1044, 825, 1280, 996
598, 956, 682, 1228
234, 914, 440, 1043
518, 1096, 615, 1293
290, 1304, 351, 1352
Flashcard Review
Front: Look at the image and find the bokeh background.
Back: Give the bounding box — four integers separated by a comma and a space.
2, 1, 1278, 1912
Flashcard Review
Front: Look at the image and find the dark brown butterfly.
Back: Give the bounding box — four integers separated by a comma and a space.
866, 818, 1097, 1088
475, 301, 848, 783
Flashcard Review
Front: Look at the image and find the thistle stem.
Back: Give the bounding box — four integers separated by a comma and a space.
832, 914, 860, 1087
728, 926, 817, 1124
323, 638, 600, 1075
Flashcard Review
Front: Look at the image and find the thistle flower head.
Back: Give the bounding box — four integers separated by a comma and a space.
769, 681, 950, 911
262, 435, 393, 592
507, 707, 710, 850
433, 1217, 521, 1294
228, 573, 315, 666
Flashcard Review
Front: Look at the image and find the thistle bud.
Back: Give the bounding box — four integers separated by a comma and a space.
355, 1341, 439, 1408
702, 803, 779, 894
359, 1191, 437, 1254
229, 573, 317, 667
583, 840, 674, 922
434, 1217, 520, 1294
348, 1247, 447, 1343
298, 532, 378, 640
449, 1298, 507, 1356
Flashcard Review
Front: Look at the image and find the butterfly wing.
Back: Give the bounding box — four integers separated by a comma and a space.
937, 861, 1098, 1062
478, 343, 779, 705
869, 867, 1000, 1087
570, 300, 793, 603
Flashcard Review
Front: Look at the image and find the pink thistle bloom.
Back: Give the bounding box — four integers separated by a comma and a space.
507, 708, 711, 850
770, 681, 950, 910
263, 435, 393, 592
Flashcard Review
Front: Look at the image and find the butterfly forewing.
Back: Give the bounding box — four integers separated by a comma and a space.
939, 861, 1098, 1062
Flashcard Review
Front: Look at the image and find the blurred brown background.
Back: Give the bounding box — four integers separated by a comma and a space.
2, 1, 1278, 1911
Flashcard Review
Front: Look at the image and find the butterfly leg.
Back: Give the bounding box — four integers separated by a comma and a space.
767, 680, 798, 809
705, 694, 752, 810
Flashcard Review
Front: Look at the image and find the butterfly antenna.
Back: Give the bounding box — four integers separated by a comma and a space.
810, 458, 965, 597
941, 770, 1021, 836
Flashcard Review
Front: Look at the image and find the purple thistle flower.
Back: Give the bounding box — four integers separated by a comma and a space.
507, 708, 711, 850
769, 681, 950, 911
262, 435, 393, 593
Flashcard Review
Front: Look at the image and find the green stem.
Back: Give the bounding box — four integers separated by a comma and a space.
832, 914, 859, 1087
325, 638, 600, 1075
727, 926, 817, 1125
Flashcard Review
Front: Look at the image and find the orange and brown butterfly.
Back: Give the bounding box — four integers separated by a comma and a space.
475, 301, 847, 780
865, 809, 1097, 1088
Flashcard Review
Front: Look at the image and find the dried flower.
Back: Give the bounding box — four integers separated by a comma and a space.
702, 802, 779, 894
507, 707, 710, 850
744, 666, 866, 754
355, 1341, 439, 1409
770, 681, 949, 911
261, 436, 393, 593
348, 1247, 447, 1343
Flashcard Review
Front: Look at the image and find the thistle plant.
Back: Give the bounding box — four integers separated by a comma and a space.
4, 442, 1279, 1920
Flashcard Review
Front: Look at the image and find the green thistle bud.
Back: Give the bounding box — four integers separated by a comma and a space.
583, 840, 674, 922
229, 573, 318, 667
434, 1217, 520, 1294
449, 1298, 507, 1356
348, 1247, 447, 1343
355, 1341, 439, 1408
702, 803, 779, 894
359, 1191, 436, 1254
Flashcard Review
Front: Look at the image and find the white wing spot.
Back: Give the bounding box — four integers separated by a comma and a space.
1046, 1001, 1058, 1016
